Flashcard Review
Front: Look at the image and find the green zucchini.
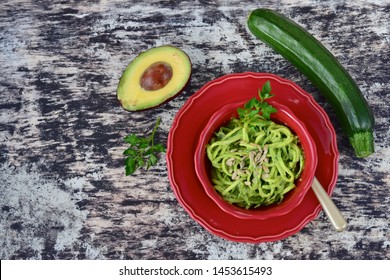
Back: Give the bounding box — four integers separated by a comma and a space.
247, 8, 375, 157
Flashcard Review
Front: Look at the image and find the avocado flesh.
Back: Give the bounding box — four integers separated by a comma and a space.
117, 45, 192, 111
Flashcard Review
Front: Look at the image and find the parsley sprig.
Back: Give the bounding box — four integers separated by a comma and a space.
237, 81, 277, 120
123, 117, 166, 176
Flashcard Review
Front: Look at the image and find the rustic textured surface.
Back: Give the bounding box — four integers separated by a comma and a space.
0, 0, 389, 260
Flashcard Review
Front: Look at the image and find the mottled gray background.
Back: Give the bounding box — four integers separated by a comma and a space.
1, 0, 389, 259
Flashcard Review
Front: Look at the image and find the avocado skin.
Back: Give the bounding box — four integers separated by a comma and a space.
117, 45, 192, 111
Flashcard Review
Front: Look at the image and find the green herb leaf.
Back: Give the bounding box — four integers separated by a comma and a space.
238, 81, 277, 120
136, 157, 145, 168
123, 117, 165, 176
147, 154, 158, 168
237, 107, 246, 118
154, 143, 166, 153
259, 80, 273, 101
124, 134, 140, 145
123, 147, 137, 156
245, 98, 259, 109
125, 157, 137, 176
248, 109, 260, 118
261, 102, 277, 120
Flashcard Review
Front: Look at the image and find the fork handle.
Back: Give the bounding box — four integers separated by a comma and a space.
311, 177, 347, 232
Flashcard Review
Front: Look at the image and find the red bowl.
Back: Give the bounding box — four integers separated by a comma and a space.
194, 99, 318, 220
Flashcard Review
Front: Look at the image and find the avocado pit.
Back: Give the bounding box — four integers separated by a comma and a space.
140, 62, 173, 91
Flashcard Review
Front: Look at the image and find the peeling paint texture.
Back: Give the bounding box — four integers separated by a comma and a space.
0, 0, 389, 260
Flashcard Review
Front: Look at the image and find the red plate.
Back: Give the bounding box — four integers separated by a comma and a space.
167, 73, 339, 243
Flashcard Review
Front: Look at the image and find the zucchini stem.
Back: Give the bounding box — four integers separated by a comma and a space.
349, 132, 375, 158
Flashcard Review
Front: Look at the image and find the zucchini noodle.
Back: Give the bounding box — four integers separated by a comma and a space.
206, 113, 304, 209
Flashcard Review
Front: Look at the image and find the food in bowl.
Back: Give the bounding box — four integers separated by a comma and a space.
206, 81, 305, 210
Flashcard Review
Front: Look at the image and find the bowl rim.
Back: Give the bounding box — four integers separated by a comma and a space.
194, 99, 318, 220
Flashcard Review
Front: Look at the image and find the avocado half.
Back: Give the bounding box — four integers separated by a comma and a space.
117, 45, 192, 111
